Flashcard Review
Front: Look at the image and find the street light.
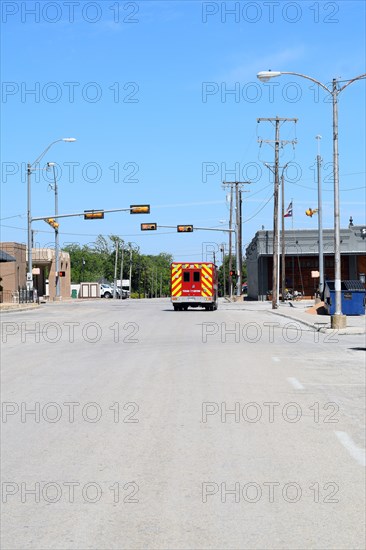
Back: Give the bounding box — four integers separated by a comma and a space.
27, 138, 76, 292
257, 70, 365, 328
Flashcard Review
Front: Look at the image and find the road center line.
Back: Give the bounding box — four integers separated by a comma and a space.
287, 377, 305, 390
335, 431, 366, 467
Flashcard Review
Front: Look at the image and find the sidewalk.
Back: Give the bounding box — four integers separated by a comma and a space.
269, 300, 366, 335
0, 303, 40, 314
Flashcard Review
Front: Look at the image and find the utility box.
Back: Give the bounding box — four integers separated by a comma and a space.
324, 280, 366, 316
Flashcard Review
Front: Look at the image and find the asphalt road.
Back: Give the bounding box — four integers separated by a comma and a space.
1, 298, 365, 549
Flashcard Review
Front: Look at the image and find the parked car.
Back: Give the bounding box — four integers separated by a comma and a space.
100, 284, 120, 298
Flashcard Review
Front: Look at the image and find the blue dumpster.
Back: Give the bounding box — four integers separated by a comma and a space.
324, 280, 366, 315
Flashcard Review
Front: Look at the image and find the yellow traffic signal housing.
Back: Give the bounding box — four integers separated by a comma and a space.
305, 208, 318, 217
141, 223, 157, 231
130, 205, 150, 214
45, 218, 59, 229
84, 210, 104, 220
177, 225, 193, 232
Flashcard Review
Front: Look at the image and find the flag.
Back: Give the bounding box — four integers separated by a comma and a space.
284, 202, 293, 218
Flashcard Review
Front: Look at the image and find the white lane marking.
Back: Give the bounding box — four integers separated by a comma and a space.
335, 431, 366, 467
287, 377, 305, 390
272, 357, 280, 362
305, 383, 365, 387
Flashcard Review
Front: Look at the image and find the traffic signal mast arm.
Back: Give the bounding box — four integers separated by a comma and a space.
31, 205, 150, 222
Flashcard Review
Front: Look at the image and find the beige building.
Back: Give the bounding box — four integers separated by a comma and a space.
0, 242, 71, 302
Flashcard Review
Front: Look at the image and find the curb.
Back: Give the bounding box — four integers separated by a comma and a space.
270, 309, 366, 335
0, 304, 40, 314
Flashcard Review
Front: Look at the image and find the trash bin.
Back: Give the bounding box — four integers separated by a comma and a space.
71, 289, 78, 299
324, 280, 366, 315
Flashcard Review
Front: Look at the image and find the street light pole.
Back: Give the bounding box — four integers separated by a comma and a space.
257, 70, 365, 328
27, 138, 76, 292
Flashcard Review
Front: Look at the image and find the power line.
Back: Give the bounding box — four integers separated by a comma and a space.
243, 193, 274, 223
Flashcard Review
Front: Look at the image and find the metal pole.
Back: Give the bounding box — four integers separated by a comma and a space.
113, 241, 119, 299
52, 165, 60, 300
119, 246, 124, 300
316, 136, 324, 296
129, 247, 133, 297
239, 189, 243, 293
272, 118, 280, 309
27, 163, 33, 290
332, 79, 342, 319
221, 245, 226, 297
281, 172, 285, 301
228, 187, 233, 297
277, 191, 280, 305
235, 184, 241, 296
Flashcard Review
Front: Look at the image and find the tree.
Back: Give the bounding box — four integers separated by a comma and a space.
218, 255, 247, 296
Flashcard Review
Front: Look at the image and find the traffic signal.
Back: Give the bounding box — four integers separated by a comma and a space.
84, 210, 104, 220
177, 225, 193, 232
229, 270, 236, 277
141, 223, 157, 231
45, 218, 59, 229
130, 205, 150, 214
305, 208, 318, 217
58, 271, 66, 277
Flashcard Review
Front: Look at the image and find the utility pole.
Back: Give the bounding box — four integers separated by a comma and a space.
316, 135, 324, 296
220, 244, 226, 297
281, 171, 285, 300
239, 189, 243, 288
47, 162, 60, 300
119, 245, 124, 300
113, 241, 119, 299
222, 181, 250, 296
129, 246, 133, 297
280, 163, 289, 301
257, 117, 297, 309
228, 187, 233, 297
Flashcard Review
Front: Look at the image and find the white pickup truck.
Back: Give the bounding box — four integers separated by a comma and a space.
100, 284, 119, 298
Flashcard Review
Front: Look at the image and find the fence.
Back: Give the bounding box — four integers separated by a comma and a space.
0, 287, 38, 304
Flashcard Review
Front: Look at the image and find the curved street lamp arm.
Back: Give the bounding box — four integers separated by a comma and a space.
339, 73, 366, 93
30, 139, 64, 168
280, 72, 332, 95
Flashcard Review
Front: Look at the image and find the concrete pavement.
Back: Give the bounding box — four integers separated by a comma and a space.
1, 298, 365, 549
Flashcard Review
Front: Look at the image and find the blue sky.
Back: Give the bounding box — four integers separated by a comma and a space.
1, 0, 365, 262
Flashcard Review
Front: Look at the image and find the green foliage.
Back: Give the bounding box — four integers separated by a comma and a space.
63, 235, 173, 295
218, 255, 247, 296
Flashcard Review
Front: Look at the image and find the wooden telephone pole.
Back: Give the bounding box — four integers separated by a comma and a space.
222, 181, 250, 296
257, 117, 297, 309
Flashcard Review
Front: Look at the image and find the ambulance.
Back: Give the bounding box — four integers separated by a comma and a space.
170, 262, 218, 311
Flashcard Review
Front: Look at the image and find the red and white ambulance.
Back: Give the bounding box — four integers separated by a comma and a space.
170, 262, 218, 311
